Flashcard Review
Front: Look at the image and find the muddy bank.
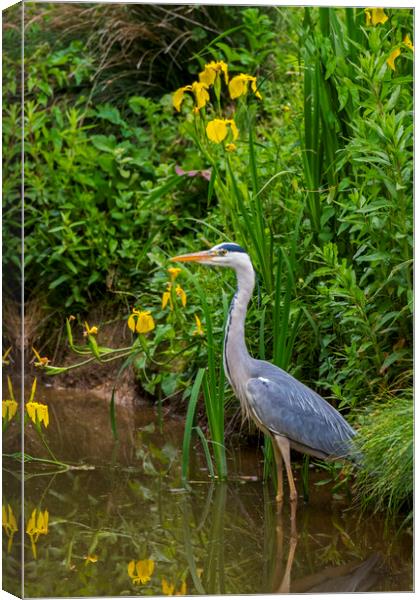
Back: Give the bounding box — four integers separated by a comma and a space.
15, 298, 148, 405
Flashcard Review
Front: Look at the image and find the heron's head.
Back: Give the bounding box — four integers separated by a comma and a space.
170, 242, 252, 271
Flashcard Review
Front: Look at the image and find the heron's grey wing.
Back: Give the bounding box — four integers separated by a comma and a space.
245, 375, 355, 458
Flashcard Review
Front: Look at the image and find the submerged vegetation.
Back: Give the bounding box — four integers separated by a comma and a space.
3, 5, 413, 520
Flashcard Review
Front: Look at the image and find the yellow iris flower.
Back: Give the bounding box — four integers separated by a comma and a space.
206, 118, 239, 144
168, 267, 182, 281
162, 577, 187, 596
162, 284, 173, 310
404, 34, 414, 51
84, 554, 99, 565
128, 559, 155, 584
364, 8, 388, 26
84, 322, 98, 336
162, 282, 187, 310
387, 47, 401, 71
26, 401, 49, 428
26, 377, 49, 428
175, 285, 187, 307
193, 314, 204, 336
32, 347, 50, 367
228, 73, 262, 100
2, 399, 18, 422
26, 508, 49, 559
173, 81, 210, 112
128, 309, 155, 334
2, 504, 18, 553
199, 60, 229, 86
3, 376, 18, 422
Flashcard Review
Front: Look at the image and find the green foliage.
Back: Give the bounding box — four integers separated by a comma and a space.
198, 7, 277, 73
4, 32, 209, 309
297, 7, 413, 407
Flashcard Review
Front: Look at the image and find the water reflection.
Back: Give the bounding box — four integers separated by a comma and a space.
2, 386, 413, 596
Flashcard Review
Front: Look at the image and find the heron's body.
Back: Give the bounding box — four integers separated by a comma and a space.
171, 242, 356, 511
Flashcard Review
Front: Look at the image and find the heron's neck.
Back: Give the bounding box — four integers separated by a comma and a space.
224, 263, 255, 388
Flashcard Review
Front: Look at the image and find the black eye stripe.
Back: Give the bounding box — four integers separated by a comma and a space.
216, 243, 247, 254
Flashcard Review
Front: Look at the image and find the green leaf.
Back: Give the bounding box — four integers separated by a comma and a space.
49, 274, 70, 289
91, 135, 117, 153
88, 335, 101, 361
181, 368, 205, 482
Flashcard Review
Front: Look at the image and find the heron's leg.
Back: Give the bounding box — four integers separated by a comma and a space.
272, 436, 284, 503
274, 435, 298, 537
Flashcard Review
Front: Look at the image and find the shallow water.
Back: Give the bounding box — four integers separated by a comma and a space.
2, 385, 413, 596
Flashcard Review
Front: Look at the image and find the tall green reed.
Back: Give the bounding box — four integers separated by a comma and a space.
180, 270, 229, 481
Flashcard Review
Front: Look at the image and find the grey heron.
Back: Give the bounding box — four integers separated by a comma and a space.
171, 242, 356, 509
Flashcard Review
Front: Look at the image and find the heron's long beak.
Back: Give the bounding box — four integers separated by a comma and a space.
170, 250, 216, 263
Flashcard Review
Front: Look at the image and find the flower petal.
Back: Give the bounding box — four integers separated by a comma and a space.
162, 578, 175, 595
228, 75, 247, 99
128, 560, 136, 578
128, 314, 136, 332
176, 285, 187, 307
191, 81, 209, 110
387, 47, 401, 71
404, 34, 414, 51
206, 119, 228, 143
172, 85, 191, 112
251, 78, 262, 100
199, 66, 216, 87
136, 312, 155, 334
371, 8, 388, 25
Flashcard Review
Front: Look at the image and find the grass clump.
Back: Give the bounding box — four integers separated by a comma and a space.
354, 391, 413, 521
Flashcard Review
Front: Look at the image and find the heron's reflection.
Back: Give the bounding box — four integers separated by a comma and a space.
181, 481, 384, 595
271, 500, 382, 594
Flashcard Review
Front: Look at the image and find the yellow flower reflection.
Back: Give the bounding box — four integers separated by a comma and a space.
26, 508, 49, 559
228, 73, 262, 100
206, 118, 239, 144
2, 504, 18, 553
199, 60, 229, 86
364, 8, 388, 26
128, 309, 155, 334
162, 577, 187, 596
173, 81, 210, 112
128, 558, 155, 584
387, 47, 401, 71
193, 314, 204, 336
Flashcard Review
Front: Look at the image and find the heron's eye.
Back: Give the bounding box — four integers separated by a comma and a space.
218, 249, 227, 256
